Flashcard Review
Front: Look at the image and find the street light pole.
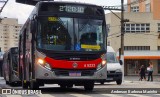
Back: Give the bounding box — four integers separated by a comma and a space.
121, 0, 125, 82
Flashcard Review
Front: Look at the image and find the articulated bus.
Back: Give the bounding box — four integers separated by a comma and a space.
18, 1, 107, 90
3, 47, 20, 85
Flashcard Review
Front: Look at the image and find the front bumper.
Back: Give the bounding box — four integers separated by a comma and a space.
105, 72, 122, 82
35, 64, 107, 83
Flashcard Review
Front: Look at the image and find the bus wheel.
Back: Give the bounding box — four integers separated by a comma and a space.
60, 84, 67, 89
6, 81, 9, 85
67, 84, 73, 88
84, 82, 94, 91
30, 81, 39, 89
10, 82, 15, 86
100, 81, 104, 85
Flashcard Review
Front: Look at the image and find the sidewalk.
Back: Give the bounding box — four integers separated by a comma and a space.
124, 75, 160, 82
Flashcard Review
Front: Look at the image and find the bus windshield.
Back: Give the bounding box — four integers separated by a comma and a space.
37, 16, 105, 51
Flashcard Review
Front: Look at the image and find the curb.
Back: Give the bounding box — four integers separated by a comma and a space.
124, 80, 160, 83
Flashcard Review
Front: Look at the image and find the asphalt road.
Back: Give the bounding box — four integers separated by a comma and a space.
0, 77, 160, 97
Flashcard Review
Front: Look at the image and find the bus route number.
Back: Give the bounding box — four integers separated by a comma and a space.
84, 64, 95, 68
59, 5, 84, 13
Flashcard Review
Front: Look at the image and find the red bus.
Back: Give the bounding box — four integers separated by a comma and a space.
2, 47, 20, 85
18, 1, 107, 91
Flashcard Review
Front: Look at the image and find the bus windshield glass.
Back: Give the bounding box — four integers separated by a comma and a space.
37, 16, 105, 51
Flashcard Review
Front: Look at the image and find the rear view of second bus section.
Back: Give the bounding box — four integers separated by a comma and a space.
100, 46, 123, 85
2, 47, 20, 86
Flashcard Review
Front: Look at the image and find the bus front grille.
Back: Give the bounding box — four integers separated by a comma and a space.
53, 69, 95, 76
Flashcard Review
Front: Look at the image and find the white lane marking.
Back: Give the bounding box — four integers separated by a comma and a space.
70, 94, 92, 97
154, 94, 160, 96
102, 94, 123, 97
6, 95, 22, 97
128, 94, 150, 97
37, 94, 55, 97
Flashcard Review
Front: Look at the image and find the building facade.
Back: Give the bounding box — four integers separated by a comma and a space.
0, 18, 22, 53
106, 0, 160, 75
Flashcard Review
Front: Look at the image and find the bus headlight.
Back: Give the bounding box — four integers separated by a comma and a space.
97, 60, 107, 70
37, 58, 51, 70
38, 58, 44, 64
102, 60, 106, 66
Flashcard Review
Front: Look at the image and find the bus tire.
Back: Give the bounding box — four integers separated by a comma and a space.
9, 82, 14, 86
116, 79, 122, 85
60, 84, 67, 89
30, 81, 39, 89
84, 82, 94, 91
6, 81, 9, 85
100, 81, 104, 85
67, 84, 73, 88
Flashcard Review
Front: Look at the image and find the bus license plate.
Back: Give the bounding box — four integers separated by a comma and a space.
69, 72, 81, 77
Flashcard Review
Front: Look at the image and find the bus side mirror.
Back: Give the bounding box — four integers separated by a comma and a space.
119, 60, 123, 65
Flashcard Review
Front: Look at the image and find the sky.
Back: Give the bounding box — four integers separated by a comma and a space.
1, 0, 127, 24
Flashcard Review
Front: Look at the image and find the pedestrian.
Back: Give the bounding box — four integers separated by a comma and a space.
138, 68, 141, 81
139, 65, 146, 81
147, 62, 153, 81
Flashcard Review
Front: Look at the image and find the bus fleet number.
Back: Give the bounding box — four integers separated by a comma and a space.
84, 64, 95, 68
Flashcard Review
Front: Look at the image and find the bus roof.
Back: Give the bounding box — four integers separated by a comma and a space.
36, 1, 102, 8
16, 0, 102, 7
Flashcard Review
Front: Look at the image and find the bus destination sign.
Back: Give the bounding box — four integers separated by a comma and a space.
59, 5, 84, 13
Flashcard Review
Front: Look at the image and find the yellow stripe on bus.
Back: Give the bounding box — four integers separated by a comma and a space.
81, 44, 100, 50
